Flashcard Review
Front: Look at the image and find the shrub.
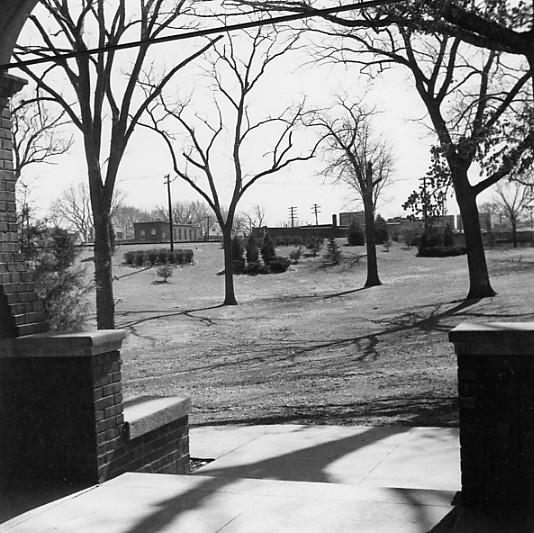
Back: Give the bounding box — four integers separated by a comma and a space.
124, 251, 135, 265
261, 233, 276, 265
347, 222, 365, 245
232, 258, 245, 274
417, 245, 466, 257
305, 237, 323, 257
231, 236, 245, 261
155, 261, 175, 282
401, 228, 420, 248
374, 215, 389, 244
274, 235, 305, 246
124, 248, 193, 266
443, 224, 454, 247
268, 256, 291, 273
21, 224, 90, 331
324, 237, 342, 264
288, 246, 302, 264
244, 261, 268, 275
419, 226, 442, 251
245, 235, 259, 263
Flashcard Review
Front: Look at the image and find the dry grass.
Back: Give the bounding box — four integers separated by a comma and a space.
83, 241, 534, 427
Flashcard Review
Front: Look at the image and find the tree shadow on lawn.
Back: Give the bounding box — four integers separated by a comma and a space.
116, 303, 224, 329
193, 394, 459, 428
124, 297, 533, 375
288, 297, 534, 359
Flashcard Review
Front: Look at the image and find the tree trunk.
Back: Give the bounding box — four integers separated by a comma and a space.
454, 170, 496, 299
93, 210, 115, 329
222, 228, 237, 306
363, 193, 381, 288
512, 221, 518, 248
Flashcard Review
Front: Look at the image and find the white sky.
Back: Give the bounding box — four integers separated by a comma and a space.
16, 6, 488, 227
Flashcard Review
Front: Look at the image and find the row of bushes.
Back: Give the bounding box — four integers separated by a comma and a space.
416, 225, 467, 257
233, 256, 291, 275
232, 234, 291, 274
417, 245, 466, 257
124, 248, 194, 266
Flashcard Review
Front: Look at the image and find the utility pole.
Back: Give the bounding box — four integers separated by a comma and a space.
311, 203, 321, 226
203, 215, 211, 242
289, 206, 298, 228
164, 174, 174, 252
419, 175, 429, 229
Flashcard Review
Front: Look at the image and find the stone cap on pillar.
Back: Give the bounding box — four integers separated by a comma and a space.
449, 322, 534, 355
0, 329, 126, 358
0, 73, 27, 98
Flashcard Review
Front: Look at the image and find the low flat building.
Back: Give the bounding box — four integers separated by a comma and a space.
134, 221, 202, 242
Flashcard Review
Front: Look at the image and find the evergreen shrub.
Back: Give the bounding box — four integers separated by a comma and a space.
21, 225, 91, 331
347, 222, 365, 245
374, 215, 389, 244
324, 237, 342, 264
261, 233, 276, 265
268, 256, 291, 273
245, 235, 259, 263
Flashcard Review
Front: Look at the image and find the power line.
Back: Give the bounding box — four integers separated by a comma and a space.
1, 0, 405, 72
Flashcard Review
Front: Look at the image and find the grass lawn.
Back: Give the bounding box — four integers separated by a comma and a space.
85, 240, 534, 427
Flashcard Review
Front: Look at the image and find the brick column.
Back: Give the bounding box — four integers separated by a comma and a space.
0, 330, 126, 488
0, 73, 49, 338
449, 322, 534, 507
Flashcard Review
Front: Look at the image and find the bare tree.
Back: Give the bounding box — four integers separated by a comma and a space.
112, 205, 151, 240
244, 204, 266, 232
143, 26, 317, 305
15, 0, 218, 328
11, 93, 72, 181
420, 1, 534, 92
50, 183, 125, 243
11, 92, 73, 241
493, 178, 534, 247
307, 98, 392, 287
151, 199, 211, 226
230, 1, 534, 300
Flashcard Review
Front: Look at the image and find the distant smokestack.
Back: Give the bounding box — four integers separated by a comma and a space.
332, 214, 337, 228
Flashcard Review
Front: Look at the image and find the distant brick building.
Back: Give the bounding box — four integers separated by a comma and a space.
339, 211, 366, 227
134, 221, 201, 242
456, 212, 510, 233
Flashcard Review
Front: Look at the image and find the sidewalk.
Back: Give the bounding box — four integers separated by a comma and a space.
2, 424, 462, 532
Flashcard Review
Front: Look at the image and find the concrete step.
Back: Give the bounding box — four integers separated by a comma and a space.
2, 472, 457, 533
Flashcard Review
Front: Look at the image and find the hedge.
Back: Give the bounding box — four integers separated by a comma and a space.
417, 245, 466, 257
124, 248, 194, 266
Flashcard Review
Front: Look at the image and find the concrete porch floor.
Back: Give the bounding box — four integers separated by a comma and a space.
0, 424, 516, 532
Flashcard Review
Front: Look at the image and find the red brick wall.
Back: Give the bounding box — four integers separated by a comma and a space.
0, 347, 189, 489
450, 324, 534, 507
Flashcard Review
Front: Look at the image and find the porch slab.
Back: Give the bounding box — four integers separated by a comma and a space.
1, 424, 463, 532
190, 424, 461, 490
2, 473, 456, 533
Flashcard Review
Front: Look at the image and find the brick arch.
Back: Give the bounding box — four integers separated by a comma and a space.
0, 0, 38, 64
1, 0, 48, 337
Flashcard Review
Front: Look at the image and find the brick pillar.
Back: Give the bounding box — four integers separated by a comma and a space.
0, 330, 126, 488
0, 73, 49, 338
449, 322, 534, 507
